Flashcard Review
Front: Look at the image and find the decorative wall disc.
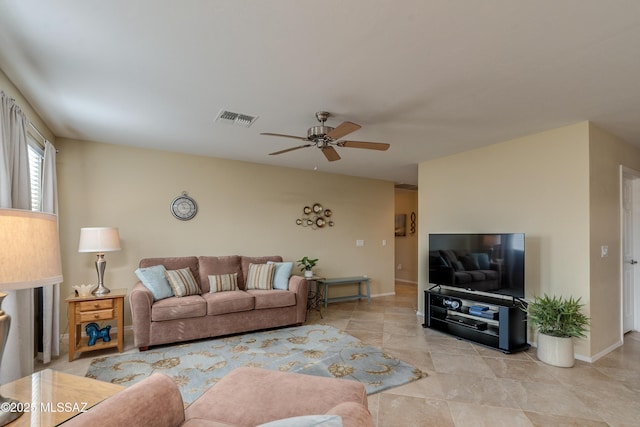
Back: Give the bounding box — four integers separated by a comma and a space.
297, 202, 335, 229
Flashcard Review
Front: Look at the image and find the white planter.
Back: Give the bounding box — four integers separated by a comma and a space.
537, 332, 575, 367
304, 270, 313, 278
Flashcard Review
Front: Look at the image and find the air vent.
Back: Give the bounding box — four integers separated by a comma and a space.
215, 110, 259, 128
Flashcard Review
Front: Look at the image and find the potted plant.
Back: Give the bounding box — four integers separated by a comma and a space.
297, 257, 318, 278
527, 294, 590, 367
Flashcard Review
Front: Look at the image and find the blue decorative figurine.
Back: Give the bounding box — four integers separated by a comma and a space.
85, 322, 111, 346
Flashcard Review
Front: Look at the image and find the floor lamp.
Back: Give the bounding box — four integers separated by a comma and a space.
0, 209, 63, 426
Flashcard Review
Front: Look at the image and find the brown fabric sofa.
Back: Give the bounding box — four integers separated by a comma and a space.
66, 367, 374, 427
130, 255, 309, 350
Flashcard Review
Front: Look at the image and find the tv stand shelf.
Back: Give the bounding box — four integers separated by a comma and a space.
423, 287, 529, 353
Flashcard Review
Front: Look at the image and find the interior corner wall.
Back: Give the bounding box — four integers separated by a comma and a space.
394, 189, 418, 283
418, 122, 593, 357
588, 123, 640, 357
56, 138, 395, 328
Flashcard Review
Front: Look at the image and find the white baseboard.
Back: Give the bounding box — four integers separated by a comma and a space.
371, 292, 395, 298
527, 338, 623, 363
583, 340, 623, 363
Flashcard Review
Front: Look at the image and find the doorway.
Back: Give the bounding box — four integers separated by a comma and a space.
621, 167, 640, 333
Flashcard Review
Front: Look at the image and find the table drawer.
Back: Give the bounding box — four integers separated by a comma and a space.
77, 309, 114, 322
78, 299, 113, 312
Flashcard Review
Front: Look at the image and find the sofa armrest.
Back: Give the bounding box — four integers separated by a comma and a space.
326, 402, 374, 427
129, 282, 154, 349
288, 275, 309, 323
64, 373, 185, 427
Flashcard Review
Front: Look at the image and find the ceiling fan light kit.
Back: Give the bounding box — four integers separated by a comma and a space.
262, 111, 390, 162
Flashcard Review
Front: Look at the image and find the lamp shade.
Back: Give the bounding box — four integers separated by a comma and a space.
78, 227, 121, 253
0, 209, 63, 290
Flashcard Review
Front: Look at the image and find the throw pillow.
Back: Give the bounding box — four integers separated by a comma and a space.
209, 273, 239, 293
135, 265, 174, 301
267, 261, 293, 290
165, 267, 201, 297
257, 415, 342, 427
245, 263, 275, 290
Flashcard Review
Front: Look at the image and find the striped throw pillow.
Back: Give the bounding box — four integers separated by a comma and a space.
209, 273, 239, 293
165, 267, 201, 297
245, 263, 275, 290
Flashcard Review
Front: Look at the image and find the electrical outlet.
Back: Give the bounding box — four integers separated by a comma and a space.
356, 240, 364, 247
601, 245, 608, 258
397, 264, 402, 270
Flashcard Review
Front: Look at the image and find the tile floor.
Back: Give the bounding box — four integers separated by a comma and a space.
38, 283, 640, 426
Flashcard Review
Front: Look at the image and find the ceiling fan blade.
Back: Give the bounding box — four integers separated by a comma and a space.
338, 140, 390, 151
326, 121, 361, 140
322, 146, 341, 162
261, 132, 308, 141
269, 144, 314, 155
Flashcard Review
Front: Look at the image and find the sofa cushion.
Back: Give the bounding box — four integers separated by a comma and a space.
140, 256, 201, 287
166, 267, 201, 297
152, 295, 207, 321
241, 256, 283, 289
247, 289, 296, 309
135, 265, 174, 301
268, 261, 294, 290
204, 290, 255, 315
209, 273, 239, 293
199, 256, 243, 293
184, 367, 368, 427
246, 263, 276, 290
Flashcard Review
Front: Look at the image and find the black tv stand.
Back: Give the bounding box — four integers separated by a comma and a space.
423, 287, 529, 353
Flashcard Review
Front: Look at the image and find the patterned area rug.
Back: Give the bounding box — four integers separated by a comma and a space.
86, 324, 425, 404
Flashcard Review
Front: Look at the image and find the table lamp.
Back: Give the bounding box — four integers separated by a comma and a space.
78, 227, 121, 295
0, 209, 63, 426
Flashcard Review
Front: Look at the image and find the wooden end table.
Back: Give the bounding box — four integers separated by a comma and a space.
65, 288, 126, 361
0, 369, 124, 426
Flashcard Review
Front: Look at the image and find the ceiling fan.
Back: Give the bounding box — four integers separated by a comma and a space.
261, 111, 390, 162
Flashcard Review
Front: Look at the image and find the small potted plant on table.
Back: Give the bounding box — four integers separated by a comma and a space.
527, 294, 590, 367
297, 256, 318, 278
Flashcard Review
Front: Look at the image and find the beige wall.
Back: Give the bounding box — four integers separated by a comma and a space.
419, 122, 593, 357
56, 138, 396, 327
588, 123, 640, 356
394, 189, 418, 283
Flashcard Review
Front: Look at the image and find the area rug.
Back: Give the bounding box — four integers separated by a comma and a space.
86, 324, 425, 404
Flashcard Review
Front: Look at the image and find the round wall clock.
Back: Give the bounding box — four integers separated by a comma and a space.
171, 192, 198, 221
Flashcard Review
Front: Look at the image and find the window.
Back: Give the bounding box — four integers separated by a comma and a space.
27, 133, 44, 211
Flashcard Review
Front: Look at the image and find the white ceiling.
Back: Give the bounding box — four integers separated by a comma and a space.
1, 1, 640, 186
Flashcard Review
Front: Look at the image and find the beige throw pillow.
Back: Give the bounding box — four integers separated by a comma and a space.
165, 267, 201, 297
209, 273, 239, 293
245, 263, 275, 290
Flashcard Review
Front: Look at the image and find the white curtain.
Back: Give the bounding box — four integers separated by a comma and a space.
0, 91, 34, 383
38, 141, 59, 364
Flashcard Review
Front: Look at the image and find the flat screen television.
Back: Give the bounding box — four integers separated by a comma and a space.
428, 233, 525, 298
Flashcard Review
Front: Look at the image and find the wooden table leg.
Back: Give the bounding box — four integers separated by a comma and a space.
68, 303, 75, 362
116, 296, 124, 352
